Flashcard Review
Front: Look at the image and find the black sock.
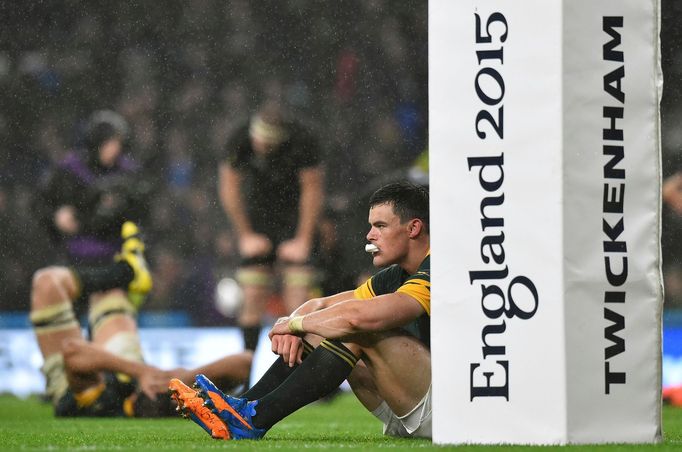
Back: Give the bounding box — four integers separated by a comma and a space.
251, 339, 357, 430
73, 262, 133, 295
241, 325, 262, 351
241, 340, 314, 400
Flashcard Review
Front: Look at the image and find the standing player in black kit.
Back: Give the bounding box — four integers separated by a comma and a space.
219, 101, 324, 355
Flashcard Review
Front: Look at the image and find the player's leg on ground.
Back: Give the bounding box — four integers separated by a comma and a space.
281, 264, 316, 314
55, 288, 144, 414
349, 330, 431, 417
241, 338, 358, 431
180, 337, 356, 439
29, 266, 85, 403
236, 265, 272, 351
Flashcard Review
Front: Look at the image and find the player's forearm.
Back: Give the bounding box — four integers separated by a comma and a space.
219, 166, 252, 236
103, 355, 156, 380
189, 352, 253, 383
289, 299, 385, 339
69, 346, 155, 378
290, 290, 356, 317
222, 193, 252, 236
295, 168, 323, 242
284, 293, 424, 339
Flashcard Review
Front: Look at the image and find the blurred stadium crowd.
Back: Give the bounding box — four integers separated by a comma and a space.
0, 1, 427, 323
1, 0, 682, 323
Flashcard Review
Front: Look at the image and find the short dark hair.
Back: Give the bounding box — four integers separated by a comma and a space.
369, 181, 429, 232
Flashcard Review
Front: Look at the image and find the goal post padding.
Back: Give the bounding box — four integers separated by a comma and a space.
430, 0, 662, 444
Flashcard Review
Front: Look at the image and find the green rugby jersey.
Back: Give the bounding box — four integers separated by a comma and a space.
353, 252, 430, 348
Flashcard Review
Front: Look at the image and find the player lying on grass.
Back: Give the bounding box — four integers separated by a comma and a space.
30, 221, 152, 416
61, 338, 253, 417
29, 221, 252, 417
170, 181, 432, 439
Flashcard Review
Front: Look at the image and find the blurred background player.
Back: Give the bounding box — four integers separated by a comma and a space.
34, 110, 149, 269
30, 219, 254, 417
29, 222, 152, 416
54, 332, 253, 418
29, 109, 153, 415
219, 100, 324, 355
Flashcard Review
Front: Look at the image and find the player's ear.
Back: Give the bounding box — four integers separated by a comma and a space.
408, 219, 422, 238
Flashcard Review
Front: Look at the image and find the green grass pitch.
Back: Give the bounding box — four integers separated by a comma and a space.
1, 393, 682, 451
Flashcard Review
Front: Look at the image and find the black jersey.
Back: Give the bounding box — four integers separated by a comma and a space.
353, 252, 431, 348
225, 121, 320, 236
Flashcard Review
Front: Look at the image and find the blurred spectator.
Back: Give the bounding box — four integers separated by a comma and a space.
0, 185, 43, 308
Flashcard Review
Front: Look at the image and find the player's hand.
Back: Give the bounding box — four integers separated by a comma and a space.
277, 237, 311, 263
269, 316, 292, 337
138, 367, 172, 400
663, 172, 682, 215
54, 205, 80, 235
270, 332, 304, 367
239, 232, 272, 258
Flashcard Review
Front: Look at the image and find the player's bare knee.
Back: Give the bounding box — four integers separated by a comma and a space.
31, 267, 57, 300
31, 267, 75, 308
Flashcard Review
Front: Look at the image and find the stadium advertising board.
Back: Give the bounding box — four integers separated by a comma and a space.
430, 0, 662, 444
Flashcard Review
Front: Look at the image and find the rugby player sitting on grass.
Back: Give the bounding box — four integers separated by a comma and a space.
170, 181, 432, 439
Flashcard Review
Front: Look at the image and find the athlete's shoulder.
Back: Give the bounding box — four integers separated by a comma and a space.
369, 264, 407, 295
375, 263, 406, 279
